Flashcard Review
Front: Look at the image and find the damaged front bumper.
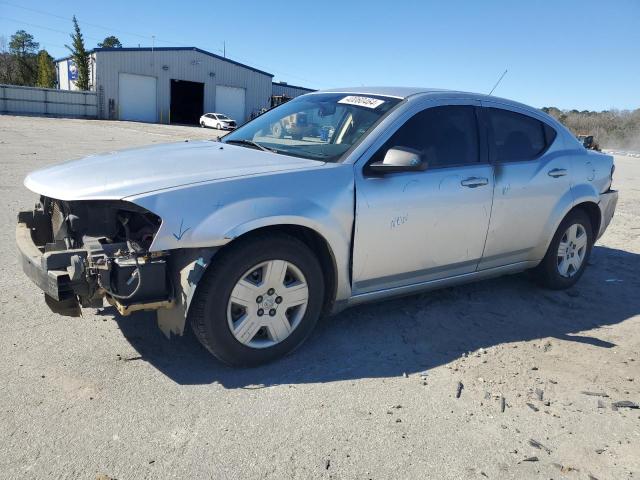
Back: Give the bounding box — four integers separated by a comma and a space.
17, 210, 87, 315
16, 208, 173, 317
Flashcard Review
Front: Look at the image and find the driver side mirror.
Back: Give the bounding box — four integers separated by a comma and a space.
368, 147, 427, 174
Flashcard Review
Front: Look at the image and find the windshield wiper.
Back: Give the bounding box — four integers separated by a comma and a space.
225, 139, 274, 152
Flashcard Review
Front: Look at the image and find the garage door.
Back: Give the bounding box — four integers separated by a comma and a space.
216, 85, 246, 123
118, 73, 157, 122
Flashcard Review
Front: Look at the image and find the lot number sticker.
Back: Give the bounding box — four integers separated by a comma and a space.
338, 96, 385, 109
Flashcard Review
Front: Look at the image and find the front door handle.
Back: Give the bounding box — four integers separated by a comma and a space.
461, 177, 489, 188
548, 168, 568, 178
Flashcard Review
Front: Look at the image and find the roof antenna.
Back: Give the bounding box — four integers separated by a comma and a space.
488, 69, 508, 95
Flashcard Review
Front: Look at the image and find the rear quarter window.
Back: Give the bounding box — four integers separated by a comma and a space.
487, 108, 556, 162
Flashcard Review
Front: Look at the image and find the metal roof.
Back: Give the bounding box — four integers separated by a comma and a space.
55, 47, 273, 77
272, 81, 316, 92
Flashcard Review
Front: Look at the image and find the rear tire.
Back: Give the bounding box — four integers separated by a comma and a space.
188, 233, 325, 367
534, 209, 593, 289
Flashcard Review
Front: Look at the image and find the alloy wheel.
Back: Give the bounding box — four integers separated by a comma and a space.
557, 223, 588, 277
227, 260, 309, 348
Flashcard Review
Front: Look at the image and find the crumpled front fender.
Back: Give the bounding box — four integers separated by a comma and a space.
126, 165, 355, 314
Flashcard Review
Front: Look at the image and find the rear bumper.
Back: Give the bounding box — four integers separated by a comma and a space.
597, 189, 618, 239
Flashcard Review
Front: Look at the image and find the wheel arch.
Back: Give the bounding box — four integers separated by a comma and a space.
218, 223, 339, 317
158, 222, 340, 338
533, 194, 601, 264
572, 201, 601, 239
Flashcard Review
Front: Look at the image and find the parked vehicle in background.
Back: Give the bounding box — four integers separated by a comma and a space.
577, 134, 601, 151
200, 113, 237, 130
17, 87, 618, 366
271, 94, 292, 108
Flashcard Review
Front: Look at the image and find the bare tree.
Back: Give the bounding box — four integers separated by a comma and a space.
543, 107, 640, 150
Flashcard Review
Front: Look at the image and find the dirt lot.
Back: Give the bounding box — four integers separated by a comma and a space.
0, 115, 638, 480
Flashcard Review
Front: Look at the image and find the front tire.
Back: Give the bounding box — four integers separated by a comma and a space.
188, 233, 325, 367
534, 209, 593, 289
200, 121, 206, 128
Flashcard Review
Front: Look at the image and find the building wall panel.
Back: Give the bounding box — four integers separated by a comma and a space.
93, 49, 272, 123
56, 54, 97, 91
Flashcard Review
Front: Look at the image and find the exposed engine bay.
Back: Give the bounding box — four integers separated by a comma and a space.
21, 196, 173, 316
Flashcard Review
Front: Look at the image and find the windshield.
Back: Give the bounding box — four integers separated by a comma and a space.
223, 93, 401, 162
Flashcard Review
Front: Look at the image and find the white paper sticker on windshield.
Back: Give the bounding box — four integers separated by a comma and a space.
338, 95, 385, 109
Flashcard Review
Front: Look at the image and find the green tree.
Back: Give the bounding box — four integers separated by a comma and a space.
9, 29, 39, 85
0, 35, 13, 84
36, 49, 56, 88
97, 35, 122, 48
66, 16, 90, 90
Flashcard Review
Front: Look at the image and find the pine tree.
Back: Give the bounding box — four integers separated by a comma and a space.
66, 16, 90, 90
98, 36, 122, 48
36, 49, 56, 88
9, 30, 39, 85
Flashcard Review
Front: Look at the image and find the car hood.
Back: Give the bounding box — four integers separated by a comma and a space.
24, 140, 323, 201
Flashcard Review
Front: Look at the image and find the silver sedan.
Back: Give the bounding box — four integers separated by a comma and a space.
17, 87, 618, 366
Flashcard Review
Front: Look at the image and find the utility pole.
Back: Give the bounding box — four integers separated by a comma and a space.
223, 41, 226, 58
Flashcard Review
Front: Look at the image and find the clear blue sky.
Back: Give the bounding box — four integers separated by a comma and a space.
1, 0, 638, 110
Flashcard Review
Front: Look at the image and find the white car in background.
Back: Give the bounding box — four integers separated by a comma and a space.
200, 113, 237, 130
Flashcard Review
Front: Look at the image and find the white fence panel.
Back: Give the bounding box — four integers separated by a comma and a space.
0, 84, 97, 118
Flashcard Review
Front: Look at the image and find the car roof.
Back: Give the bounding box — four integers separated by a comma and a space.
317, 86, 529, 105
312, 86, 550, 121
316, 86, 450, 99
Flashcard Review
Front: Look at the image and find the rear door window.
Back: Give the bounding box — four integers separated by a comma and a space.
486, 108, 556, 162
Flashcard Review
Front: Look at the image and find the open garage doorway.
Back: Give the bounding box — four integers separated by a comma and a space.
170, 79, 204, 125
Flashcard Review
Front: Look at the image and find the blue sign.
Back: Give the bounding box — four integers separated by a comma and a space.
67, 60, 78, 81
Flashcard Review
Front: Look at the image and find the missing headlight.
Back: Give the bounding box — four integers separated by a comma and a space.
40, 197, 162, 250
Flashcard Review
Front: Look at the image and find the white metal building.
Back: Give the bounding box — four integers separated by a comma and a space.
271, 81, 315, 99
56, 47, 274, 125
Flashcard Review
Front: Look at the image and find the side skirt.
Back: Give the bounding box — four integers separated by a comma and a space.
346, 261, 538, 308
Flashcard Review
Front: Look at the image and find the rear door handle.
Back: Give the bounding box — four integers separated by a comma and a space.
548, 168, 568, 178
461, 177, 489, 188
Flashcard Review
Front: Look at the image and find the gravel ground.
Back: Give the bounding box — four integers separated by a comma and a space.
0, 115, 638, 480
